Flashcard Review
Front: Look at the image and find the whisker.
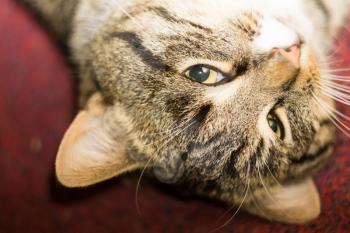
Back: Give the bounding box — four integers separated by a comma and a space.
321, 78, 350, 87
321, 83, 350, 93
326, 75, 350, 82
321, 99, 350, 122
318, 59, 343, 68
327, 78, 350, 83
257, 161, 293, 219
115, 1, 144, 28
264, 160, 283, 188
315, 83, 350, 117
318, 87, 350, 107
327, 44, 342, 58
134, 114, 198, 214
323, 90, 350, 103
319, 107, 350, 137
318, 84, 350, 95
312, 93, 350, 137
319, 67, 350, 75
213, 149, 241, 224
135, 156, 155, 216
248, 186, 270, 221
211, 164, 251, 232
312, 92, 350, 120
329, 67, 350, 72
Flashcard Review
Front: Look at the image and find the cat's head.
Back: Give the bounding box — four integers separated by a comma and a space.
56, 0, 338, 223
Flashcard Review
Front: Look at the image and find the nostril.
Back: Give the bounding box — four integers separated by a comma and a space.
284, 39, 302, 51
279, 44, 301, 69
285, 46, 294, 52
285, 43, 300, 52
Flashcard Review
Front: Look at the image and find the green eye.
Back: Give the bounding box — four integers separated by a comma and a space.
267, 112, 284, 139
185, 65, 225, 85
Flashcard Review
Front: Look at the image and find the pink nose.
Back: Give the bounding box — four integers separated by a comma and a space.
278, 44, 301, 69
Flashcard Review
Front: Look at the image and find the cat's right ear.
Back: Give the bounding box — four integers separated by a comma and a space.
55, 93, 143, 187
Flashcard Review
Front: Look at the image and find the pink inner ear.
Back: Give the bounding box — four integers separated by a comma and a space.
55, 110, 108, 187
245, 178, 321, 224
55, 94, 143, 188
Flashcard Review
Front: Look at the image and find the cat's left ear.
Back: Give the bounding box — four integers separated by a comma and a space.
55, 93, 143, 187
245, 178, 321, 224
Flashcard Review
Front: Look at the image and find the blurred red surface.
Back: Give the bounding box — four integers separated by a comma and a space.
1, 0, 350, 232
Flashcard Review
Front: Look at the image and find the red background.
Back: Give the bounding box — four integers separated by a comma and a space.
1, 0, 350, 232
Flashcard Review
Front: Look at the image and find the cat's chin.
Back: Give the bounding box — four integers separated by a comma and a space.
243, 177, 321, 224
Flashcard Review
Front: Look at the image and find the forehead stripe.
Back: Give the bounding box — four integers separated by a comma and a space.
111, 31, 170, 71
148, 6, 212, 33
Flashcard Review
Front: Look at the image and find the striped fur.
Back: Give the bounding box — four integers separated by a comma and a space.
24, 0, 350, 224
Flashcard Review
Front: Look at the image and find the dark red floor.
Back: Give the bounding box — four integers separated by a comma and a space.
1, 0, 350, 232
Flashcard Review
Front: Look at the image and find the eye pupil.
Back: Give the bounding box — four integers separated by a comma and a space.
267, 112, 284, 139
189, 65, 210, 82
268, 118, 278, 133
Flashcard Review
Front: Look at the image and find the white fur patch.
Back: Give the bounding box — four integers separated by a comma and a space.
205, 79, 244, 104
253, 16, 299, 52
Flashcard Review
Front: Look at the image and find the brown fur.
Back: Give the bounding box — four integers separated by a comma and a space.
24, 0, 349, 224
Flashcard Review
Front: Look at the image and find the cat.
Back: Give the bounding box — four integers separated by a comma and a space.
23, 0, 350, 224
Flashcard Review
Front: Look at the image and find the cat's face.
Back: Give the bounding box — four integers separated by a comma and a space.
57, 0, 337, 224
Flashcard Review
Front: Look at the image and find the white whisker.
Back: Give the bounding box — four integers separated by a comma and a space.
115, 2, 144, 28
312, 93, 350, 137
211, 164, 251, 232
322, 78, 350, 87
134, 113, 199, 215
329, 67, 350, 72
263, 160, 282, 187
321, 83, 350, 93
318, 88, 350, 107
329, 73, 350, 80
313, 92, 350, 120
135, 156, 155, 215
326, 77, 350, 82
257, 161, 293, 219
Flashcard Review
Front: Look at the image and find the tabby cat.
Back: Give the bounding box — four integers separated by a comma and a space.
23, 0, 350, 224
